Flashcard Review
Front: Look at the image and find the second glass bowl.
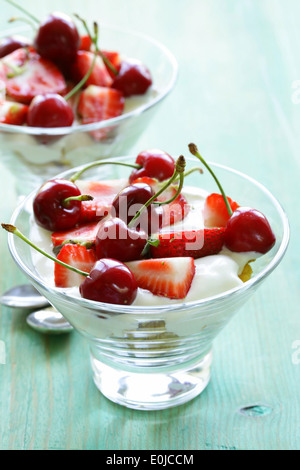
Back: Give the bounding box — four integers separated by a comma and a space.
0, 24, 178, 195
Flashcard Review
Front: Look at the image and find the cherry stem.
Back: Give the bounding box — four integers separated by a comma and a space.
65, 20, 99, 101
188, 143, 233, 217
73, 13, 118, 76
1, 224, 88, 277
8, 16, 37, 30
174, 166, 203, 182
128, 155, 186, 227
70, 160, 141, 183
62, 194, 93, 207
5, 0, 39, 24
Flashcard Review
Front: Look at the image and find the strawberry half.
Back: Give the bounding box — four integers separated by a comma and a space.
0, 100, 28, 124
2, 48, 66, 104
76, 178, 127, 223
150, 228, 225, 259
54, 243, 97, 288
77, 85, 125, 140
126, 257, 195, 299
131, 176, 190, 227
51, 221, 100, 247
204, 193, 239, 228
101, 50, 121, 78
71, 51, 112, 88
79, 35, 92, 51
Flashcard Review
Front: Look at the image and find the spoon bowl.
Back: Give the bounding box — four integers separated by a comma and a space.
0, 284, 50, 310
26, 306, 73, 334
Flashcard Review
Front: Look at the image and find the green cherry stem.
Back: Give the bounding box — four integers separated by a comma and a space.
70, 160, 141, 183
1, 224, 88, 277
8, 16, 37, 30
64, 20, 99, 101
74, 13, 118, 77
188, 143, 233, 217
128, 155, 186, 228
5, 0, 39, 24
62, 194, 93, 207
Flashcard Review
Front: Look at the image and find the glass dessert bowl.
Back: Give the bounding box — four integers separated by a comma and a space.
0, 24, 177, 196
6, 155, 289, 410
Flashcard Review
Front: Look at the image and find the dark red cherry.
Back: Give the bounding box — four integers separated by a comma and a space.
224, 207, 276, 254
129, 149, 175, 183
33, 179, 82, 231
96, 217, 148, 262
79, 258, 137, 305
0, 36, 31, 58
34, 12, 80, 66
111, 183, 163, 234
111, 59, 152, 97
27, 93, 74, 128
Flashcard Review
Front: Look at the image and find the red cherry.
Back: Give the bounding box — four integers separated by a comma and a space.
111, 182, 163, 234
111, 59, 152, 97
33, 179, 82, 231
96, 217, 148, 262
27, 93, 74, 128
224, 207, 276, 254
0, 36, 31, 58
79, 258, 137, 305
34, 12, 80, 67
129, 149, 175, 183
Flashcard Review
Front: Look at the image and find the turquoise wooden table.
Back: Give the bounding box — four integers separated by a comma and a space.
0, 0, 299, 450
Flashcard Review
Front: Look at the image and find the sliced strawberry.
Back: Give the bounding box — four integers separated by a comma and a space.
51, 221, 100, 247
77, 85, 125, 140
76, 178, 127, 223
0, 100, 28, 124
79, 35, 92, 51
54, 243, 97, 288
204, 193, 239, 228
2, 48, 66, 104
101, 50, 121, 78
131, 176, 189, 227
150, 228, 225, 259
71, 50, 112, 88
126, 257, 195, 299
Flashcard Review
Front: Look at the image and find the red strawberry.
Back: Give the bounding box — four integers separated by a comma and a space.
2, 48, 66, 104
150, 228, 225, 259
54, 243, 97, 288
204, 193, 239, 228
126, 257, 195, 299
76, 178, 127, 223
0, 100, 28, 124
71, 50, 112, 88
79, 35, 92, 51
131, 176, 189, 227
101, 50, 121, 78
51, 221, 100, 247
77, 85, 125, 140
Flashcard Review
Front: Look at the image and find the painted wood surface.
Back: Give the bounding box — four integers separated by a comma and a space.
0, 0, 299, 450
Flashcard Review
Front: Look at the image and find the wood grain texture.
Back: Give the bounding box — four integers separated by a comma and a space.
0, 0, 299, 450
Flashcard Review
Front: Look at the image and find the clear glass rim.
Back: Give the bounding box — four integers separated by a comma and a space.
0, 24, 178, 136
7, 157, 290, 315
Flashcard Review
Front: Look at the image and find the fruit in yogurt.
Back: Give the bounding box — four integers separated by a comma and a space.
1, 143, 277, 306
0, 3, 153, 133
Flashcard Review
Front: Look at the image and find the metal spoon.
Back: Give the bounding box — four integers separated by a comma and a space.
0, 284, 50, 309
26, 306, 73, 334
0, 284, 73, 334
